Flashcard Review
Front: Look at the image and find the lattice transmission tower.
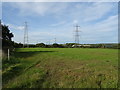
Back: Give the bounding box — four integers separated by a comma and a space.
74, 24, 80, 45
54, 38, 56, 43
23, 22, 29, 48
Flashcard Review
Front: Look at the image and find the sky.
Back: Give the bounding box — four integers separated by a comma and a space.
2, 2, 118, 44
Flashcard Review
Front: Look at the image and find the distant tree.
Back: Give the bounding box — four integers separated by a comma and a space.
45, 45, 52, 48
52, 43, 59, 48
98, 44, 103, 48
111, 44, 118, 49
29, 44, 36, 48
118, 43, 120, 49
59, 44, 65, 48
36, 43, 45, 47
52, 43, 64, 48
13, 42, 23, 48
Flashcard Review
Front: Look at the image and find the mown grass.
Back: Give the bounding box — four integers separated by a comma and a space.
2, 48, 118, 88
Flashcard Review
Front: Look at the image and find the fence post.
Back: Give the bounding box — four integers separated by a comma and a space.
8, 49, 9, 60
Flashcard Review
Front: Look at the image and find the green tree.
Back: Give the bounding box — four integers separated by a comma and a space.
2, 25, 14, 48
52, 43, 59, 48
36, 43, 45, 47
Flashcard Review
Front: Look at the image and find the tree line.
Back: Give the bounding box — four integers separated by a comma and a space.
1, 23, 120, 49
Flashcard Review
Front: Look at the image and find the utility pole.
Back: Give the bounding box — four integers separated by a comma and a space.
23, 22, 29, 48
74, 24, 80, 47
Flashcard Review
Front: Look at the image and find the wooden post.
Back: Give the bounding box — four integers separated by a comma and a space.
8, 49, 9, 60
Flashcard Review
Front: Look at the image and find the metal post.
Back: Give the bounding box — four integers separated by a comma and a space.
8, 49, 9, 60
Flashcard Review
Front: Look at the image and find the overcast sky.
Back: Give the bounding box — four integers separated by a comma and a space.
2, 2, 118, 44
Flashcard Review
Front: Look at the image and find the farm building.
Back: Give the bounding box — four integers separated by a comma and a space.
72, 44, 91, 48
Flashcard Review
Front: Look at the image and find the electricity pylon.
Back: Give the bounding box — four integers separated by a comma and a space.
23, 22, 29, 48
75, 24, 80, 45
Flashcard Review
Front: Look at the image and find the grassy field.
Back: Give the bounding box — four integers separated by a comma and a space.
2, 48, 118, 88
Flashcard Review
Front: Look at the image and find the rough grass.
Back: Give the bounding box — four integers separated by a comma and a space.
2, 48, 118, 88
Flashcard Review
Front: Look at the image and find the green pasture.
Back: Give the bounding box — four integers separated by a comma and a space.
2, 48, 118, 88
